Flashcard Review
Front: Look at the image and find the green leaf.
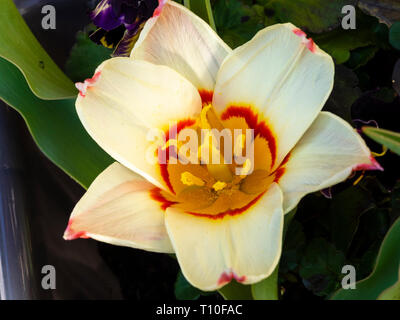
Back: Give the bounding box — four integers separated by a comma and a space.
299, 238, 346, 297
251, 266, 279, 300
378, 268, 400, 300
263, 0, 357, 33
331, 217, 400, 300
175, 271, 203, 300
65, 31, 112, 82
0, 0, 76, 100
389, 22, 400, 50
362, 127, 400, 156
184, 0, 216, 31
218, 281, 253, 300
0, 57, 113, 189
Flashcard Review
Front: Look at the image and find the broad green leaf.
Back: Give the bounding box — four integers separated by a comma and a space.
184, 0, 216, 31
362, 127, 400, 156
389, 22, 400, 50
251, 266, 278, 300
331, 217, 400, 300
65, 31, 112, 82
378, 268, 400, 300
0, 57, 113, 189
0, 0, 76, 100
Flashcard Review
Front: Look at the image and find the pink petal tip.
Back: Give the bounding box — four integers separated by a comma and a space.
153, 0, 167, 17
63, 219, 89, 240
218, 271, 246, 286
293, 28, 316, 53
353, 156, 384, 172
75, 71, 101, 97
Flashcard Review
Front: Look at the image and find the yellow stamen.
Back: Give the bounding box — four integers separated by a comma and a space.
212, 181, 227, 191
353, 171, 365, 186
181, 172, 205, 187
372, 146, 388, 157
100, 37, 114, 49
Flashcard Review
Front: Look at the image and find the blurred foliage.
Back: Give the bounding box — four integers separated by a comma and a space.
323, 65, 362, 122
331, 215, 400, 299
65, 30, 112, 82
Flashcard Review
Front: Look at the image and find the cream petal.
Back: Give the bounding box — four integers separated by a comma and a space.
131, 1, 231, 91
76, 57, 202, 191
277, 112, 382, 214
64, 162, 174, 253
213, 23, 335, 170
165, 183, 283, 291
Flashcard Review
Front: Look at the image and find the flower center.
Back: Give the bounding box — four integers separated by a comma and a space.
155, 103, 287, 217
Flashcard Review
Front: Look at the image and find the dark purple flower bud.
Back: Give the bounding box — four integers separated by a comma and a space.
89, 0, 159, 56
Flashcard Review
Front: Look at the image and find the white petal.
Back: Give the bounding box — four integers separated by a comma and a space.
131, 1, 231, 91
213, 23, 334, 170
165, 183, 283, 291
278, 112, 382, 213
64, 162, 174, 253
76, 57, 202, 191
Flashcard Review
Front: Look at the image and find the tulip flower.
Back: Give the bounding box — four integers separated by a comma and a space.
65, 0, 382, 291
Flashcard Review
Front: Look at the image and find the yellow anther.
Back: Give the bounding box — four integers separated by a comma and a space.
372, 146, 388, 157
181, 172, 205, 187
100, 37, 114, 49
200, 104, 212, 130
212, 181, 227, 191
